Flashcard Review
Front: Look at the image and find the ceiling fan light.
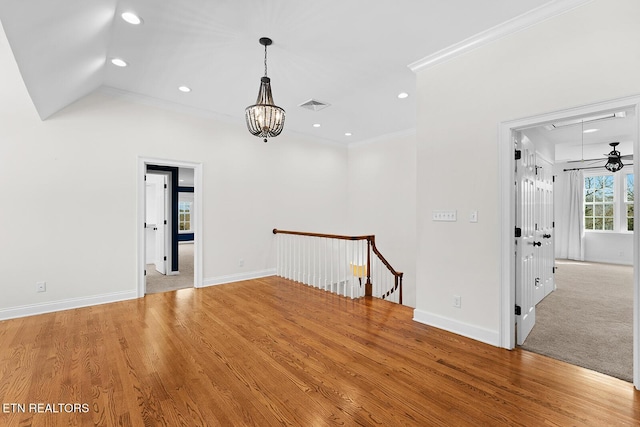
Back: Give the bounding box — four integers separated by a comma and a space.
605, 159, 624, 172
604, 142, 624, 172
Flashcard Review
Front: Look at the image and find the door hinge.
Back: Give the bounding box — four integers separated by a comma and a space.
552, 221, 555, 228
515, 150, 522, 160
144, 222, 147, 228
515, 227, 522, 238
515, 305, 522, 316
552, 266, 556, 274
164, 183, 168, 189
144, 269, 147, 276
144, 175, 147, 181
164, 220, 167, 225
552, 175, 556, 183
164, 256, 167, 261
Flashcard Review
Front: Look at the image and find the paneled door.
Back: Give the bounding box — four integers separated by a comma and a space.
515, 132, 537, 345
535, 156, 555, 304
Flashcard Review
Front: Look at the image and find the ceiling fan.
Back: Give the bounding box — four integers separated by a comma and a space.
604, 142, 626, 172
565, 142, 633, 171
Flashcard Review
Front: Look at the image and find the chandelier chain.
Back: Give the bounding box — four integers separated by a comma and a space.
264, 44, 268, 77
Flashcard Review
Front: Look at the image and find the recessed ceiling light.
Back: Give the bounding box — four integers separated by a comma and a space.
178, 86, 191, 93
111, 58, 128, 67
583, 128, 599, 134
345, 132, 352, 136
398, 92, 409, 99
121, 12, 142, 25
313, 123, 321, 128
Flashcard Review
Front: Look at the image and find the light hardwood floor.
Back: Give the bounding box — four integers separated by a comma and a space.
1, 276, 639, 426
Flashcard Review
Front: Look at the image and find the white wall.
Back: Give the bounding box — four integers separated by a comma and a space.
0, 22, 349, 318
414, 0, 640, 344
347, 132, 417, 307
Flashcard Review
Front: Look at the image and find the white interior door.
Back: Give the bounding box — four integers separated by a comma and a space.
516, 132, 537, 345
154, 174, 168, 274
536, 156, 555, 303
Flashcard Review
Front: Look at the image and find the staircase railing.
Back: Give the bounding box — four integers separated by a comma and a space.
272, 229, 403, 304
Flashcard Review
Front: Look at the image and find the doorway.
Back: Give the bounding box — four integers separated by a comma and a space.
498, 95, 640, 390
515, 110, 634, 381
137, 157, 203, 296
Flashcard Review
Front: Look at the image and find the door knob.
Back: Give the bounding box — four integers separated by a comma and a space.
532, 241, 541, 247
543, 234, 551, 239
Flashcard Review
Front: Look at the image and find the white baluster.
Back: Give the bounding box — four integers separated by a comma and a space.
330, 239, 334, 292
325, 238, 329, 291
307, 236, 311, 285
336, 239, 340, 295
283, 234, 288, 279
342, 239, 347, 296
344, 239, 349, 297
312, 237, 316, 287
302, 236, 307, 285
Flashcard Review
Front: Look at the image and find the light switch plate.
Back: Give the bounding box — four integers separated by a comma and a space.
432, 210, 457, 222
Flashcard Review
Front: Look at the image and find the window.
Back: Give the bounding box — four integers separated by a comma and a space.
626, 173, 634, 231
584, 175, 614, 230
584, 173, 634, 232
178, 201, 192, 232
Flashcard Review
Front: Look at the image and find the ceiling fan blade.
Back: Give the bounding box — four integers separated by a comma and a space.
566, 157, 605, 164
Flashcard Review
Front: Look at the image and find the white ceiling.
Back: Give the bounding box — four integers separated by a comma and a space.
523, 108, 635, 164
1, 0, 570, 144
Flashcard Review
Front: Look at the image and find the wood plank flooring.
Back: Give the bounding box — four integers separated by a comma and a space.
0, 276, 639, 426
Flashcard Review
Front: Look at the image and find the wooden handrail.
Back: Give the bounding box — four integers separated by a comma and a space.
273, 228, 372, 241
273, 228, 403, 304
370, 235, 403, 304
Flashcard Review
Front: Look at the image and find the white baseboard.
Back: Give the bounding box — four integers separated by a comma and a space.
0, 290, 138, 321
202, 269, 276, 287
413, 308, 500, 347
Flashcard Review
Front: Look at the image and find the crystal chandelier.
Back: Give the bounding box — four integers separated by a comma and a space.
245, 37, 285, 142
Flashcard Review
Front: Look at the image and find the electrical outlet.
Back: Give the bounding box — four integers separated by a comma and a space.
36, 281, 46, 293
453, 295, 461, 308
238, 259, 244, 267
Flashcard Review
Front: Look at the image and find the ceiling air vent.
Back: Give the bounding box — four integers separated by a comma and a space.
299, 99, 331, 112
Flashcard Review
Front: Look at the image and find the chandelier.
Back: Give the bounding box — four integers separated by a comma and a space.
245, 37, 285, 142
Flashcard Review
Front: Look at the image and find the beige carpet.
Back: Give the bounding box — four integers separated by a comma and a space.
146, 243, 194, 294
520, 259, 633, 382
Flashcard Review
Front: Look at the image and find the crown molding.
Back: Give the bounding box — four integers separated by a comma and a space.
408, 0, 594, 73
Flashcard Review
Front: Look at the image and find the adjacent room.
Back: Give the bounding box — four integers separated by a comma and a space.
518, 109, 635, 382
145, 167, 196, 294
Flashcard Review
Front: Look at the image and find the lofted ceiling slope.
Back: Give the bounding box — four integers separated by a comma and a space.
1, 0, 570, 144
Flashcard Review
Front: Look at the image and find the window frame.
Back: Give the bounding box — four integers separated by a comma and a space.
625, 172, 634, 232
178, 201, 192, 233
583, 171, 634, 233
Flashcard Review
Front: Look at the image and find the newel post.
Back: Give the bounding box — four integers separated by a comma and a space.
365, 237, 372, 297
